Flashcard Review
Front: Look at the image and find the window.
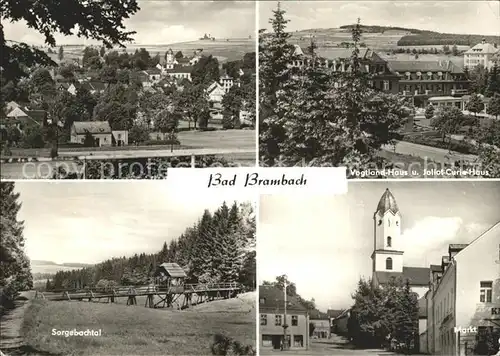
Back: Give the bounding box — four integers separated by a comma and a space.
388, 219, 391, 227
260, 314, 267, 325
259, 298, 265, 304
293, 335, 303, 348
378, 219, 382, 226
386, 257, 393, 270
480, 281, 493, 303
275, 315, 282, 326
387, 236, 392, 247
396, 221, 399, 226
292, 315, 298, 326
383, 80, 390, 91
262, 335, 273, 347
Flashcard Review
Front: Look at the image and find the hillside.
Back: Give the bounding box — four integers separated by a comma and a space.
288, 25, 499, 49
23, 294, 256, 355
30, 260, 94, 275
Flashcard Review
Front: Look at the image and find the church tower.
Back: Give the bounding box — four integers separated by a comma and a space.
371, 188, 404, 274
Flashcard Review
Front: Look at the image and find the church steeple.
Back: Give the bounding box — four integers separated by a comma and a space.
372, 188, 404, 274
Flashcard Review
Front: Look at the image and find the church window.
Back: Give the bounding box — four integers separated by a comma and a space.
386, 257, 393, 270
388, 219, 390, 227
387, 236, 392, 247
378, 219, 382, 226
396, 221, 399, 226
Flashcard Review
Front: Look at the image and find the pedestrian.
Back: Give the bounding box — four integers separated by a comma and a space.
280, 339, 283, 351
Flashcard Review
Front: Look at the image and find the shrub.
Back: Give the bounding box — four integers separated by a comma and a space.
211, 334, 255, 356
142, 139, 180, 146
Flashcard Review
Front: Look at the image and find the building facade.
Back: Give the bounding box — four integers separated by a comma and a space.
424, 222, 500, 356
259, 285, 309, 351
464, 40, 500, 70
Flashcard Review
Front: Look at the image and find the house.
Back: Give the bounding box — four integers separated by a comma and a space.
6, 107, 47, 129
309, 310, 330, 339
464, 39, 499, 70
70, 121, 113, 147
56, 82, 71, 92
259, 285, 310, 351
422, 223, 499, 356
166, 66, 193, 81
153, 263, 187, 290
220, 73, 237, 93
331, 309, 350, 336
207, 81, 226, 103
239, 110, 253, 126
112, 130, 128, 146
5, 101, 21, 114
143, 68, 162, 82
67, 81, 106, 95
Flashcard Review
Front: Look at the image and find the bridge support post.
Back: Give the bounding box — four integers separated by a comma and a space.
145, 294, 154, 308
64, 291, 71, 301
190, 154, 195, 168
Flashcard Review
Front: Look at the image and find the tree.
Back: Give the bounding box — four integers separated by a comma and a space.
93, 84, 138, 130
175, 51, 183, 59
485, 63, 499, 97
21, 124, 46, 148
98, 65, 118, 84
392, 279, 419, 354
1, 1, 139, 83
469, 65, 489, 95
259, 2, 297, 165
486, 94, 500, 119
431, 105, 466, 149
309, 322, 316, 337
424, 104, 435, 120
466, 93, 485, 116
58, 45, 64, 61
128, 124, 150, 144
191, 55, 220, 85
100, 46, 106, 57
176, 84, 210, 130
1, 182, 33, 308
451, 44, 459, 56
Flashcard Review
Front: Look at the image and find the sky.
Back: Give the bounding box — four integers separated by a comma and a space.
259, 1, 500, 36
14, 181, 248, 265
258, 181, 500, 312
3, 1, 255, 46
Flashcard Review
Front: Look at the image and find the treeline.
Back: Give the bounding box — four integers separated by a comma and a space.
347, 277, 419, 353
398, 34, 499, 47
0, 182, 33, 313
48, 201, 256, 291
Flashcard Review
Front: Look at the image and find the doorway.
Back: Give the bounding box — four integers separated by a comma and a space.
271, 335, 281, 350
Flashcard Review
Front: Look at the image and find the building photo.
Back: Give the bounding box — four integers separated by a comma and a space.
258, 181, 500, 355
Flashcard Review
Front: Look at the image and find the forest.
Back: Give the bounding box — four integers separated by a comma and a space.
46, 201, 256, 292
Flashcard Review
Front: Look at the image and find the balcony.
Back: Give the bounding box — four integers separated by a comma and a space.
451, 89, 469, 96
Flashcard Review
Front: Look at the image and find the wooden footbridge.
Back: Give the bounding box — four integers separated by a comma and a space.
35, 282, 242, 310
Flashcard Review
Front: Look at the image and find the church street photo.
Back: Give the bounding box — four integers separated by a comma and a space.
258, 181, 500, 355
0, 181, 256, 355
259, 1, 500, 178
1, 1, 257, 179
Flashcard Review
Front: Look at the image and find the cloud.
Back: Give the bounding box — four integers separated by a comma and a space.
401, 217, 492, 266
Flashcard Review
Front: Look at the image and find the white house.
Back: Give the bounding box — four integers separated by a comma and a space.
207, 81, 226, 103
464, 39, 499, 70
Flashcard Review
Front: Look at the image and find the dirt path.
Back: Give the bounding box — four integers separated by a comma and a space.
0, 291, 56, 356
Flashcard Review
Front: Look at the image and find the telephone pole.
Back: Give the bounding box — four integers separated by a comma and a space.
283, 279, 289, 351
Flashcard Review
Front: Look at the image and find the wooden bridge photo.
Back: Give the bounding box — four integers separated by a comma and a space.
35, 263, 242, 310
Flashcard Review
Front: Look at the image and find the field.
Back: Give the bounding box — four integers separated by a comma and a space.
22, 292, 256, 355
50, 39, 254, 64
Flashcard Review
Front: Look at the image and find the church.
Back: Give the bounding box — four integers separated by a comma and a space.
371, 188, 430, 339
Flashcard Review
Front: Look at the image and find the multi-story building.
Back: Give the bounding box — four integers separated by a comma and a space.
309, 310, 331, 339
386, 60, 470, 106
423, 222, 500, 356
259, 285, 310, 352
290, 45, 470, 107
464, 39, 500, 70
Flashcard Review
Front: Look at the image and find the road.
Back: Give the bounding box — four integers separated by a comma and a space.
382, 141, 477, 163
0, 150, 255, 179
0, 291, 42, 356
260, 334, 406, 356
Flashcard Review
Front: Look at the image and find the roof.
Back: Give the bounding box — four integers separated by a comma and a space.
177, 57, 191, 64
430, 264, 442, 272
326, 309, 344, 319
145, 68, 162, 75
374, 266, 430, 286
259, 285, 308, 313
72, 121, 111, 134
449, 244, 468, 251
168, 66, 193, 74
376, 188, 399, 215
25, 110, 47, 123
155, 263, 187, 278
387, 60, 460, 73
309, 309, 329, 320
465, 42, 499, 55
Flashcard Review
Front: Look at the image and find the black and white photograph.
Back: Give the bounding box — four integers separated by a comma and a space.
0, 1, 257, 179
258, 181, 500, 355
0, 181, 257, 355
259, 1, 500, 178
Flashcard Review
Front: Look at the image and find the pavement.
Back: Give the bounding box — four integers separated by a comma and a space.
382, 140, 477, 163
260, 334, 409, 356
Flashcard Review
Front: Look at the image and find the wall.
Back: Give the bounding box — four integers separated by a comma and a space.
420, 330, 428, 354
373, 252, 403, 272
260, 312, 308, 350
454, 224, 500, 356
432, 261, 456, 356
70, 133, 112, 147
112, 130, 129, 146
311, 319, 330, 338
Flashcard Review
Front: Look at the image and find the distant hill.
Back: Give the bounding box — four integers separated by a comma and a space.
289, 25, 499, 49
30, 260, 94, 275
31, 260, 93, 268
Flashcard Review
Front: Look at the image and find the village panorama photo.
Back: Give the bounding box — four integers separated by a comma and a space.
0, 1, 257, 179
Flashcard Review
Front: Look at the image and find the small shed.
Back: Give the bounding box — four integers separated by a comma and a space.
154, 263, 187, 287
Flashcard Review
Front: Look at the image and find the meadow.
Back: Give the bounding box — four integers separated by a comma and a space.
22, 292, 256, 355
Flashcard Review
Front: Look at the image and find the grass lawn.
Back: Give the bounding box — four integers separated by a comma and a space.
22, 292, 256, 356
377, 150, 450, 178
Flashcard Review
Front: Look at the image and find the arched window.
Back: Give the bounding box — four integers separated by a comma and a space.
387, 236, 392, 247
388, 219, 391, 227
386, 257, 393, 270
